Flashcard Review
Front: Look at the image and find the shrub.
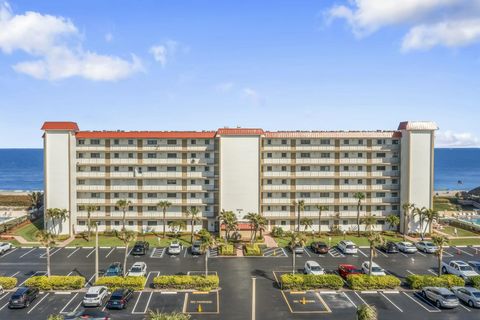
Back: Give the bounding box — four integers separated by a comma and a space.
471, 276, 480, 289
271, 227, 284, 237
95, 276, 145, 291
405, 274, 465, 290
147, 310, 191, 320
346, 275, 401, 290
244, 244, 262, 256
357, 305, 377, 320
153, 275, 219, 291
219, 244, 235, 256
280, 274, 343, 290
24, 276, 85, 290
47, 315, 64, 320
0, 277, 17, 290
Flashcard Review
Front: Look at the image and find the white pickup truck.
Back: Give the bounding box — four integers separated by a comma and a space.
441, 260, 479, 279
0, 242, 12, 255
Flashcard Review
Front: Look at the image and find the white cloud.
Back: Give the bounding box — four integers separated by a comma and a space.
215, 82, 234, 92
436, 130, 480, 147
149, 40, 182, 67
0, 2, 142, 81
243, 87, 265, 106
326, 0, 480, 51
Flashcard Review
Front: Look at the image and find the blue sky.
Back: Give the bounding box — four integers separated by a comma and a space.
0, 0, 479, 148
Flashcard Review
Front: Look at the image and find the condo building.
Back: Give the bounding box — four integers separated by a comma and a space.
42, 121, 437, 236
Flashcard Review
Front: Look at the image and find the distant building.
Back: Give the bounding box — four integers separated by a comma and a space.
41, 121, 437, 235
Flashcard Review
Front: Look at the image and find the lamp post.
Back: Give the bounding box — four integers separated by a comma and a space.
95, 222, 99, 282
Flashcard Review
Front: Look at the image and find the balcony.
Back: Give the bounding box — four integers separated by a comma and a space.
339, 172, 368, 177
141, 145, 183, 151
262, 211, 291, 217
302, 198, 335, 204
295, 185, 335, 191
262, 185, 292, 191
262, 198, 292, 204
295, 158, 335, 164
338, 158, 368, 164
294, 172, 336, 178
262, 159, 292, 164
370, 171, 400, 177
141, 159, 182, 165
77, 172, 107, 178
77, 198, 107, 204
76, 185, 107, 191
370, 158, 399, 164
338, 185, 368, 191
77, 158, 107, 165
293, 146, 336, 151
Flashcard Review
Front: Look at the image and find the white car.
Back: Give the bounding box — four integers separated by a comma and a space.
0, 242, 12, 255
83, 286, 109, 307
451, 286, 480, 308
396, 241, 418, 253
337, 240, 357, 254
168, 241, 183, 255
441, 260, 479, 280
415, 241, 438, 253
361, 261, 386, 276
127, 262, 147, 277
304, 261, 325, 275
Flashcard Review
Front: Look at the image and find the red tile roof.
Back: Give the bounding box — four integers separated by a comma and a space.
76, 131, 216, 139
216, 128, 264, 135
41, 122, 79, 131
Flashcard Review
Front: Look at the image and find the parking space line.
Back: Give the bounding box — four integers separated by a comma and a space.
9, 271, 20, 277
400, 252, 408, 257
143, 291, 153, 314
60, 293, 79, 314
406, 270, 414, 275
357, 249, 368, 258
19, 248, 36, 258
342, 292, 357, 308
252, 277, 256, 320
460, 304, 471, 312
0, 293, 10, 302
18, 271, 46, 286
184, 248, 188, 258
427, 269, 437, 276
442, 251, 454, 258
375, 249, 388, 258
0, 300, 9, 311
85, 274, 95, 287
40, 247, 62, 258
0, 248, 18, 258
416, 251, 426, 257
453, 247, 474, 257
67, 247, 81, 258
379, 292, 403, 312
27, 293, 50, 314
354, 292, 369, 306
86, 248, 96, 258
401, 292, 439, 312
303, 248, 311, 257
281, 248, 288, 257
105, 247, 115, 258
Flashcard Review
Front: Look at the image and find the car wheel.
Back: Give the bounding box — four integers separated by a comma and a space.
436, 300, 441, 308
468, 300, 474, 307
25, 301, 30, 307
422, 291, 427, 298
442, 267, 447, 274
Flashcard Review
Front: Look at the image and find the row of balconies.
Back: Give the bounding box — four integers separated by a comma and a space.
262, 145, 400, 151
77, 145, 215, 152
76, 211, 215, 218
262, 158, 399, 164
262, 184, 399, 191
76, 185, 216, 191
261, 210, 399, 218
76, 158, 215, 165
262, 171, 399, 177
76, 198, 215, 205
76, 172, 216, 178
260, 197, 399, 204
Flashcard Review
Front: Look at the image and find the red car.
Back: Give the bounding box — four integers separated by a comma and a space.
338, 264, 363, 279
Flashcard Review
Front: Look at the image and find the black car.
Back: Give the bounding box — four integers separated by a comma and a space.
8, 286, 39, 308
131, 241, 149, 255
64, 309, 111, 319
191, 240, 203, 255
378, 241, 399, 254
104, 262, 123, 276
106, 288, 133, 309
311, 242, 329, 254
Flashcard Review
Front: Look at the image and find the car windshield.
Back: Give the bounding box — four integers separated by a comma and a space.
171, 244, 179, 248
371, 267, 383, 272
346, 245, 356, 249
110, 294, 124, 300
130, 267, 142, 272
459, 266, 474, 271
107, 267, 118, 271
442, 294, 456, 300
472, 292, 480, 298
85, 294, 98, 298
405, 243, 414, 247
425, 243, 435, 247
11, 294, 23, 299
310, 266, 322, 271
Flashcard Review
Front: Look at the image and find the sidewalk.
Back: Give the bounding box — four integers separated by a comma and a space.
263, 234, 278, 248
7, 234, 75, 247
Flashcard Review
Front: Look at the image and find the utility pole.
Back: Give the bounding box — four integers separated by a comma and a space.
95, 222, 99, 282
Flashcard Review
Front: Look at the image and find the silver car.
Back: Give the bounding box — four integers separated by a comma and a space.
415, 241, 438, 253
396, 241, 417, 253
451, 286, 480, 308
421, 287, 459, 308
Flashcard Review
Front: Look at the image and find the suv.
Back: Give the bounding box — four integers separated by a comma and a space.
168, 241, 183, 255
0, 242, 12, 255
106, 288, 133, 309
421, 287, 459, 308
338, 264, 363, 279
378, 241, 398, 254
304, 261, 325, 275
415, 241, 438, 253
191, 240, 203, 255
8, 287, 39, 308
311, 242, 329, 254
65, 309, 111, 320
83, 286, 109, 307
127, 262, 147, 277
337, 240, 357, 254
361, 261, 386, 276
104, 262, 123, 277
132, 241, 149, 256
441, 260, 479, 280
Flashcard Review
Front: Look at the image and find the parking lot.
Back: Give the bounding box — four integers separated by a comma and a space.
1, 244, 480, 319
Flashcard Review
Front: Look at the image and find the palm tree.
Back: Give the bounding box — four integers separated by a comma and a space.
147, 310, 191, 320
288, 232, 306, 274
367, 232, 384, 275
361, 215, 376, 232
357, 305, 377, 320
424, 208, 439, 236
257, 215, 267, 239
157, 201, 172, 238
402, 202, 415, 240
119, 230, 137, 276
36, 230, 56, 277
218, 209, 228, 239
168, 220, 186, 234
385, 214, 400, 231
244, 212, 259, 243
293, 200, 305, 232
432, 235, 448, 276
116, 199, 132, 231
28, 191, 43, 214
85, 204, 98, 242
413, 207, 427, 240
315, 205, 328, 237
45, 208, 59, 234
199, 231, 216, 277
221, 211, 238, 240
300, 217, 313, 233
354, 192, 365, 237
186, 207, 201, 244
57, 208, 69, 236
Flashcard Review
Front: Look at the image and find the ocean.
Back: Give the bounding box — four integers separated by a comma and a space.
0, 148, 479, 192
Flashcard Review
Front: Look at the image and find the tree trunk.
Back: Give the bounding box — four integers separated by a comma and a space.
292, 250, 296, 274
87, 212, 91, 242
163, 209, 166, 238
123, 244, 129, 277
318, 210, 322, 237
190, 220, 194, 244
357, 204, 361, 237
46, 246, 51, 277
122, 210, 126, 231
205, 251, 209, 277
369, 246, 374, 275
403, 213, 408, 241
296, 208, 300, 232
438, 251, 443, 276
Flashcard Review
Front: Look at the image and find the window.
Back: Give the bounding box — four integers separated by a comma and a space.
191, 153, 196, 158
281, 206, 287, 211
320, 192, 329, 198
114, 166, 119, 172
78, 179, 85, 185
147, 167, 157, 172
320, 166, 330, 172
344, 179, 349, 184
300, 166, 310, 171
392, 165, 398, 170
205, 139, 210, 145
300, 139, 311, 145
281, 179, 287, 185
267, 193, 272, 198
392, 179, 398, 184
358, 139, 363, 145
78, 153, 84, 158
147, 193, 157, 198
343, 139, 349, 145
392, 192, 398, 197
281, 221, 286, 226
320, 139, 330, 145
190, 193, 196, 198
147, 140, 157, 145
114, 221, 120, 226
321, 153, 330, 158
113, 153, 119, 159
281, 139, 287, 145
343, 206, 348, 210
167, 166, 176, 172
191, 180, 196, 185
343, 166, 348, 171
191, 139, 196, 145
357, 179, 363, 184
167, 193, 176, 198
190, 166, 196, 172
300, 192, 310, 198
267, 139, 272, 145
78, 220, 86, 226
128, 193, 134, 198
377, 139, 385, 145
377, 166, 386, 171
205, 179, 210, 185
167, 153, 177, 158
376, 179, 386, 184
342, 192, 348, 197
167, 180, 176, 185
128, 153, 134, 159
357, 166, 363, 171
358, 153, 363, 158
91, 153, 100, 158
267, 153, 272, 158
300, 153, 310, 158
281, 166, 287, 171
392, 205, 398, 210
392, 140, 399, 145
128, 166, 134, 172
376, 205, 386, 210
267, 206, 271, 211
167, 139, 176, 145
128, 139, 134, 145
91, 166, 100, 172
344, 153, 349, 158
267, 179, 272, 185
90, 139, 100, 145
147, 153, 157, 159
267, 166, 272, 172
114, 139, 119, 145
281, 153, 287, 158
204, 193, 209, 198
376, 153, 386, 158
91, 193, 100, 198
281, 192, 287, 198
78, 140, 85, 145
376, 192, 386, 197
147, 221, 157, 226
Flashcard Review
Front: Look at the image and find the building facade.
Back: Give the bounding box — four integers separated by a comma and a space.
42, 121, 437, 235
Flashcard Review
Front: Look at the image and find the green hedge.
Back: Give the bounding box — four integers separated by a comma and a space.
219, 244, 235, 256
153, 275, 219, 291
405, 274, 465, 290
24, 276, 85, 290
0, 277, 17, 290
280, 274, 343, 290
346, 275, 401, 290
94, 276, 145, 291
471, 276, 480, 289
244, 244, 262, 256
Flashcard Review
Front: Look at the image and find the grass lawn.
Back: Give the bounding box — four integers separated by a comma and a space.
274, 233, 405, 248
68, 233, 193, 247
449, 238, 480, 246
441, 226, 479, 237
13, 218, 44, 242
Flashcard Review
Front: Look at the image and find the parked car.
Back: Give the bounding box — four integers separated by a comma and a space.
0, 285, 3, 295
292, 245, 304, 254
0, 242, 12, 255
311, 242, 329, 254
441, 260, 479, 280
83, 286, 109, 307
104, 262, 123, 277
127, 262, 147, 277
415, 241, 438, 253
421, 287, 459, 308
378, 241, 398, 254
168, 241, 183, 255
451, 286, 480, 308
64, 309, 111, 319
396, 241, 418, 253
337, 240, 357, 254
106, 288, 134, 310
304, 261, 325, 275
8, 287, 39, 308
338, 264, 363, 279
132, 241, 149, 256
361, 261, 386, 276
191, 240, 203, 255
468, 261, 480, 272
